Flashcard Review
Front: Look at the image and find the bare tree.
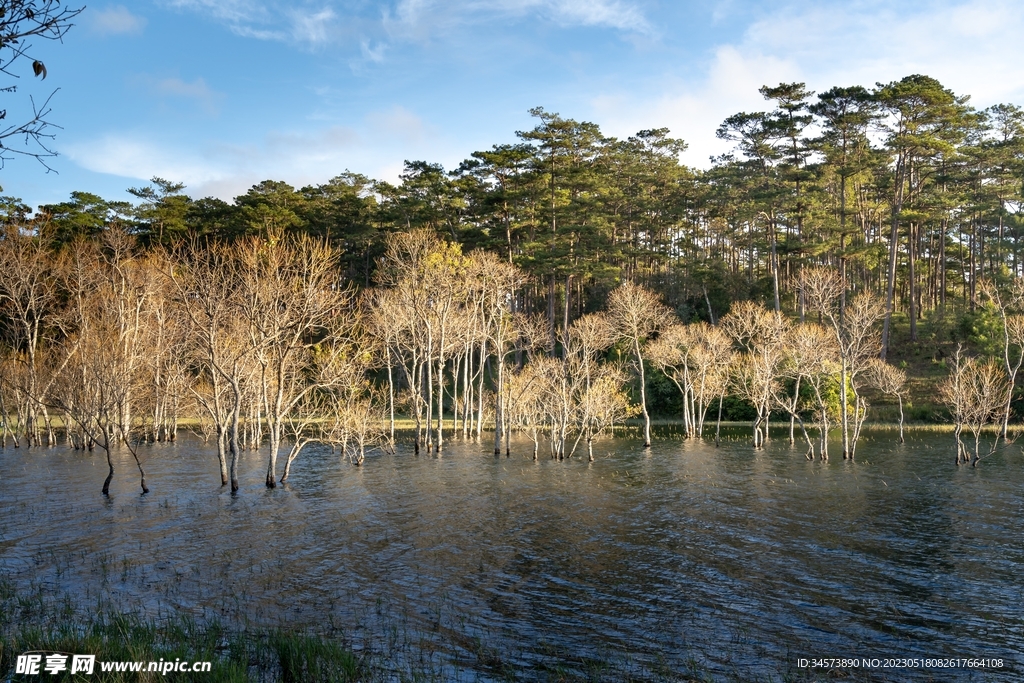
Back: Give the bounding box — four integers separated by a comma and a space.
49, 231, 155, 495
722, 301, 789, 449
423, 243, 469, 453
375, 229, 448, 453
776, 324, 840, 459
476, 254, 527, 455
940, 347, 1008, 466
801, 267, 885, 459
648, 321, 733, 439
556, 312, 629, 459
139, 252, 190, 443
576, 363, 637, 461
606, 281, 674, 448
365, 289, 399, 443
235, 235, 351, 487
0, 230, 65, 445
867, 359, 907, 443
980, 278, 1024, 441
507, 360, 547, 459
168, 241, 255, 491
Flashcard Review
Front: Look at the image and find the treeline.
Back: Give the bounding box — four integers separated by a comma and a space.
6, 75, 1024, 353
3, 73, 1024, 492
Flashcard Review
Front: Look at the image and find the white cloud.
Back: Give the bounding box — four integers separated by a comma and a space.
166, 0, 650, 52
384, 0, 651, 39
289, 8, 337, 44
90, 6, 147, 36
162, 0, 264, 26
740, 0, 1024, 103
64, 120, 417, 200
367, 106, 429, 144
151, 77, 224, 115
65, 135, 225, 186
360, 40, 388, 62
590, 0, 1024, 168
542, 0, 650, 32
593, 45, 799, 166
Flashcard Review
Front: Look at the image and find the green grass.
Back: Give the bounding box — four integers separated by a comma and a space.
0, 613, 360, 682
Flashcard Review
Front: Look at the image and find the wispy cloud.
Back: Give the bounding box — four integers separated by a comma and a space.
163, 1, 341, 47
383, 0, 652, 39
162, 0, 266, 26
593, 44, 797, 166
152, 77, 224, 115
541, 0, 650, 32
65, 135, 226, 186
89, 5, 147, 36
366, 105, 430, 143
67, 124, 368, 199
289, 7, 338, 44
360, 39, 388, 62
130, 74, 226, 115
164, 0, 651, 52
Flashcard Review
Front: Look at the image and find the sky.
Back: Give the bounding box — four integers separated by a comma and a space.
4, 0, 1024, 208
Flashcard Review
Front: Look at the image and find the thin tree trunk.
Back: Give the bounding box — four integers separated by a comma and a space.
387, 347, 395, 442
493, 347, 504, 455
897, 395, 905, 444
101, 445, 114, 496
229, 375, 242, 493
908, 223, 918, 342
476, 341, 488, 439
635, 338, 652, 448
881, 194, 903, 359
715, 393, 723, 447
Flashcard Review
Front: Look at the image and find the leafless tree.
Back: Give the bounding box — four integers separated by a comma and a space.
648, 321, 732, 440
506, 360, 548, 459
576, 364, 637, 461
776, 324, 840, 459
606, 281, 674, 448
0, 229, 65, 445
940, 346, 1008, 466
801, 266, 885, 459
867, 359, 908, 443
375, 229, 449, 453
722, 301, 789, 449
167, 241, 256, 491
980, 278, 1024, 441
49, 230, 155, 495
234, 235, 351, 487
476, 255, 527, 455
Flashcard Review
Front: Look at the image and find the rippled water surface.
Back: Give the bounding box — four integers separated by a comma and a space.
2, 428, 1023, 680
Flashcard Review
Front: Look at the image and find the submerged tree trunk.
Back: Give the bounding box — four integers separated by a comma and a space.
476, 341, 487, 440
229, 376, 242, 492
217, 427, 229, 486
715, 393, 724, 447
493, 349, 504, 455
122, 433, 150, 495
101, 446, 114, 497
635, 339, 652, 448
840, 359, 850, 457
897, 395, 905, 444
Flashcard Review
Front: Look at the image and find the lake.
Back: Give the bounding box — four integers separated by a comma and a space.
1, 428, 1022, 681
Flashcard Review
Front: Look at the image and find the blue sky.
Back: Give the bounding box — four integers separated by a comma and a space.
4, 0, 1024, 208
